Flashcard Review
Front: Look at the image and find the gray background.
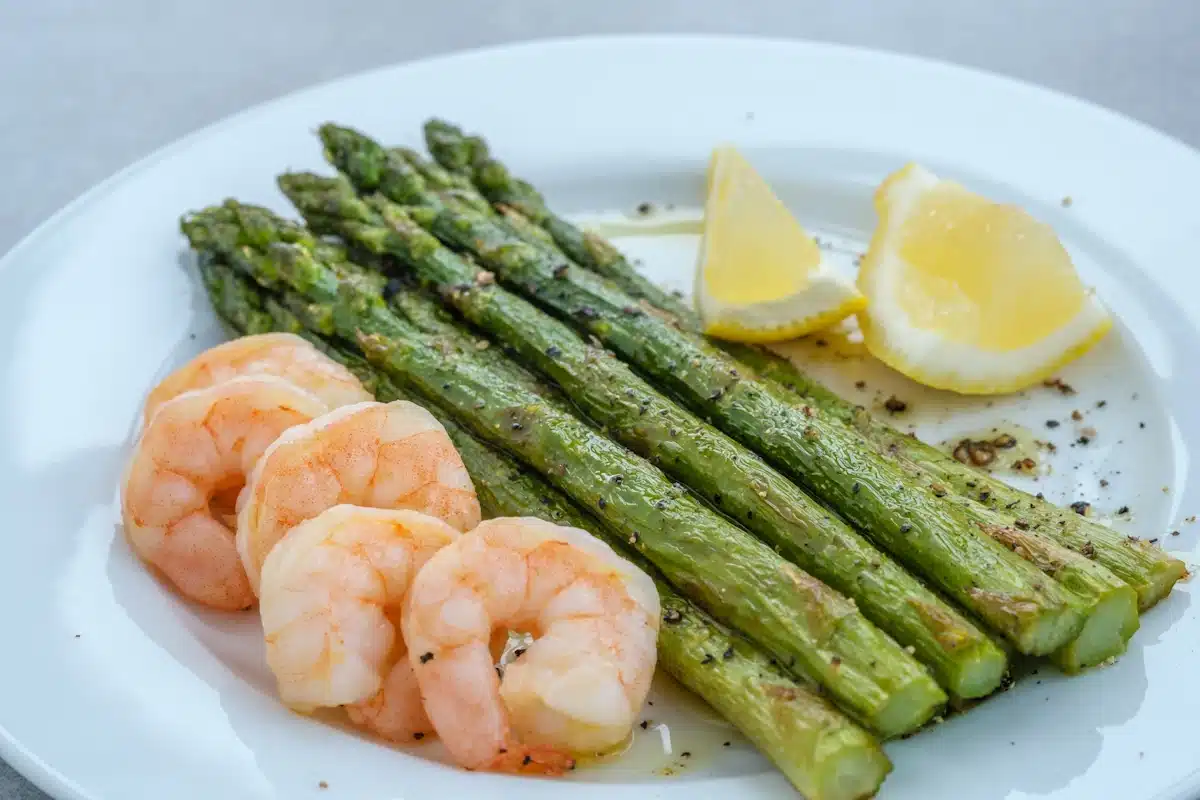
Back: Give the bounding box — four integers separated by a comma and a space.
1, 0, 1198, 797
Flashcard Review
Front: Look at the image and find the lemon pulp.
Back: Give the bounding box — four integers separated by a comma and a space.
895, 184, 1085, 351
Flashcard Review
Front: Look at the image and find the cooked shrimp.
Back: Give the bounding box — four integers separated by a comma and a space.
259, 504, 461, 741
143, 333, 371, 424
121, 375, 330, 610
237, 400, 481, 593
402, 517, 660, 774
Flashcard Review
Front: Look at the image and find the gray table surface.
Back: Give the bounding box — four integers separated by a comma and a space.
3, 0, 1199, 797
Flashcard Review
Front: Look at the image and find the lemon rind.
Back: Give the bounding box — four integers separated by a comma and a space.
699, 259, 866, 343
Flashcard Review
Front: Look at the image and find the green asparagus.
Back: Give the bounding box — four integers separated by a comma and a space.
307, 128, 1140, 659
425, 118, 1186, 616
200, 258, 892, 799
276, 175, 1004, 700
183, 211, 946, 737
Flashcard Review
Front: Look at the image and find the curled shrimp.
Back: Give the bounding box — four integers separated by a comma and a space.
259, 504, 461, 741
143, 333, 371, 424
402, 517, 660, 774
237, 400, 481, 593
121, 375, 330, 610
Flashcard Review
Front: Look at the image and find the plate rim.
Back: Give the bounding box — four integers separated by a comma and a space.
3, 33, 1200, 800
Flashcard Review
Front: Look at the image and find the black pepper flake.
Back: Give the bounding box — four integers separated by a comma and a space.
900, 523, 913, 534
522, 756, 532, 766
709, 388, 724, 401
655, 499, 667, 510
1172, 530, 1181, 536
575, 306, 599, 319
1076, 436, 1091, 446
1100, 479, 1109, 488
1097, 400, 1107, 408
980, 490, 993, 502
413, 732, 425, 741
723, 741, 731, 747
513, 648, 526, 659
681, 751, 692, 759
1000, 672, 1016, 690
1044, 378, 1077, 395
701, 654, 715, 665
1139, 422, 1146, 429
611, 474, 624, 484
598, 498, 607, 509
723, 646, 734, 660
636, 201, 653, 216
442, 382, 451, 390
855, 380, 867, 390
1118, 505, 1131, 515
552, 264, 569, 278
511, 422, 523, 431
545, 345, 562, 358
419, 652, 434, 664
852, 482, 861, 494
884, 396, 908, 413
1046, 419, 1060, 429
640, 720, 649, 730
669, 428, 678, 438
1014, 520, 1030, 530
663, 608, 683, 624
1005, 500, 1021, 510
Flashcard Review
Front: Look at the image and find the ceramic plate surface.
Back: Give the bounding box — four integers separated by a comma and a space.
1, 35, 1198, 800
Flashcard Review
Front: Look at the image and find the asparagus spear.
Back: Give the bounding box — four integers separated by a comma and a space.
424, 119, 696, 323
200, 259, 892, 799
183, 212, 946, 738
304, 131, 1132, 660
276, 177, 1003, 699
425, 118, 1186, 614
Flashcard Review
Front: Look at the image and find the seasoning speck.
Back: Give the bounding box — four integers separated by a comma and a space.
723, 646, 735, 660
598, 498, 607, 509
413, 732, 425, 741
545, 345, 562, 358
552, 264, 569, 279
640, 720, 649, 730
855, 380, 867, 390
419, 652, 435, 664
511, 422, 523, 431
319, 781, 329, 790
636, 201, 654, 216
701, 654, 715, 665
1117, 505, 1131, 515
884, 396, 908, 414
663, 608, 683, 624
681, 751, 692, 759
899, 523, 913, 534
1081, 541, 1096, 558
1044, 378, 1077, 396
1045, 419, 1060, 429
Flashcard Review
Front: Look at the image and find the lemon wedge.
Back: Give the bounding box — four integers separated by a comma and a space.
696, 146, 866, 343
857, 164, 1112, 394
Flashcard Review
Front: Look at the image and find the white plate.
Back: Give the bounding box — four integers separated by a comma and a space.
1, 34, 1198, 800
